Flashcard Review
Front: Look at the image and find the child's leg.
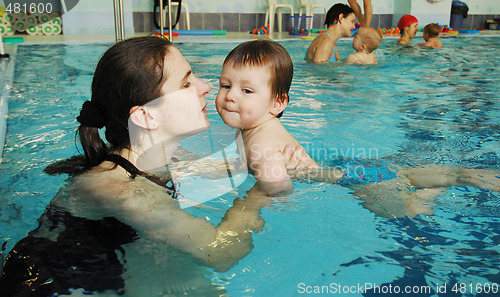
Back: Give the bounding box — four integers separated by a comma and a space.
401, 165, 500, 192
363, 0, 373, 27
347, 0, 364, 26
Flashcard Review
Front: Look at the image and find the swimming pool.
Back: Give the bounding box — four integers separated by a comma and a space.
0, 36, 499, 296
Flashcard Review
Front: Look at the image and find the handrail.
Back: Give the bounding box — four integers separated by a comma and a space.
159, 0, 174, 41
113, 0, 125, 42
0, 35, 7, 58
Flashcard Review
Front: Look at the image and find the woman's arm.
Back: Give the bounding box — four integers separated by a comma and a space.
74, 172, 273, 272
333, 44, 341, 61
281, 144, 343, 183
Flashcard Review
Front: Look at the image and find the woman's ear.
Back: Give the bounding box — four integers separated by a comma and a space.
129, 106, 158, 129
270, 95, 289, 116
338, 13, 344, 24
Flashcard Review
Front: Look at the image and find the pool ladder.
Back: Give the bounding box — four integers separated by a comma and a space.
113, 0, 174, 42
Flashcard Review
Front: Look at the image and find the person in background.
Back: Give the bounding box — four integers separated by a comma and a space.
347, 0, 373, 27
418, 23, 443, 48
306, 3, 356, 63
397, 14, 419, 45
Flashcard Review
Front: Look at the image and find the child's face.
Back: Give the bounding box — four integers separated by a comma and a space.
352, 31, 365, 52
216, 64, 277, 129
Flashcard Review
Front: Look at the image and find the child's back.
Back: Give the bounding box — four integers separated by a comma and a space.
345, 51, 377, 64
419, 23, 443, 49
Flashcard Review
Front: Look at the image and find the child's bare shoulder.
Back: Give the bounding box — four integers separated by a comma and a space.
345, 52, 363, 64
243, 119, 299, 156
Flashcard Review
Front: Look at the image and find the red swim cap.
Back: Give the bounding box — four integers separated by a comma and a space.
397, 15, 418, 30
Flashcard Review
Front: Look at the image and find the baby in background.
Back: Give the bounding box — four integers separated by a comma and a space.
345, 26, 382, 64
216, 39, 321, 195
418, 23, 443, 49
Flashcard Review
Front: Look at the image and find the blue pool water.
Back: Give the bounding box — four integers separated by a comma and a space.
0, 36, 499, 296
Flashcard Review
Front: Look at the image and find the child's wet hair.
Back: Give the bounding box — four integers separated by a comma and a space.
358, 26, 383, 53
223, 39, 293, 117
424, 23, 440, 37
324, 3, 354, 26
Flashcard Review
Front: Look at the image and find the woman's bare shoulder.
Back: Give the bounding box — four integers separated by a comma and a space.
397, 38, 409, 45
61, 166, 177, 222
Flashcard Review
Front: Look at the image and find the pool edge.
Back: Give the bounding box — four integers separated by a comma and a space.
0, 44, 17, 164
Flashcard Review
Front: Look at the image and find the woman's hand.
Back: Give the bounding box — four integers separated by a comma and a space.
281, 144, 319, 170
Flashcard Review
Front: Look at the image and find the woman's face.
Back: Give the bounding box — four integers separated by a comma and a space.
152, 47, 211, 137
407, 22, 419, 39
340, 12, 356, 37
160, 46, 210, 106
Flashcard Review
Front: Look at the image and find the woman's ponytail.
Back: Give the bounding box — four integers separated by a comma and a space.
76, 100, 108, 166
78, 126, 108, 166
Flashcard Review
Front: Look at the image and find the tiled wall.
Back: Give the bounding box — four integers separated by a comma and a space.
56, 0, 500, 35
461, 14, 500, 30
133, 11, 500, 33
133, 12, 401, 32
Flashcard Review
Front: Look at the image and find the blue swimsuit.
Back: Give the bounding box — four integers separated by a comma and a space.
328, 158, 399, 187
305, 32, 337, 62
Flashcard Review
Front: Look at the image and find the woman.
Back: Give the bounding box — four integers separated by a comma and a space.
305, 3, 356, 63
396, 14, 419, 45
0, 36, 305, 296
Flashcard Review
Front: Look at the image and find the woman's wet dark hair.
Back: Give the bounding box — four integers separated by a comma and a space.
324, 3, 354, 27
78, 37, 173, 166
